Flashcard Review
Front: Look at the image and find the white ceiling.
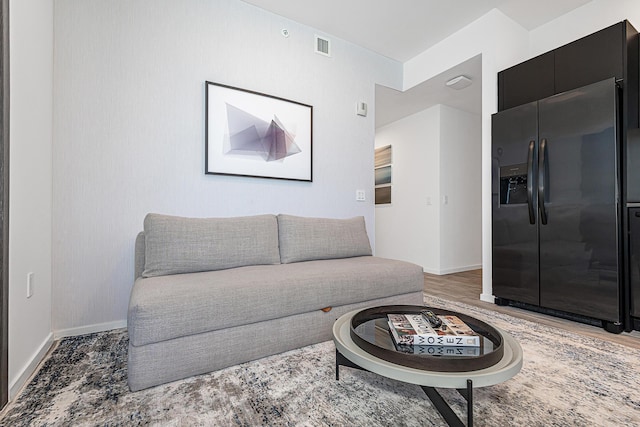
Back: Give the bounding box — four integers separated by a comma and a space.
240, 0, 592, 128
375, 54, 482, 129
241, 0, 592, 62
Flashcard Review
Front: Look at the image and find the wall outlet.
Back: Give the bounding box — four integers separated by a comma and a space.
356, 190, 366, 201
27, 272, 34, 298
442, 195, 449, 205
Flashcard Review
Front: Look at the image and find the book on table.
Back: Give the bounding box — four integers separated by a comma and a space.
393, 343, 481, 357
387, 313, 481, 347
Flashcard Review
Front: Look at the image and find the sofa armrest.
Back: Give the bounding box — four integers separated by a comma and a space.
135, 232, 145, 280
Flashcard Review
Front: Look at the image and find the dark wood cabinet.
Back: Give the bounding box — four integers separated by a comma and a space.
628, 129, 640, 202
499, 52, 554, 111
498, 21, 637, 115
554, 23, 625, 93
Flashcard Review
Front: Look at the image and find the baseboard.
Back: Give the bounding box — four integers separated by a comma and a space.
54, 319, 127, 340
480, 293, 495, 303
424, 264, 482, 276
439, 264, 482, 275
10, 332, 54, 401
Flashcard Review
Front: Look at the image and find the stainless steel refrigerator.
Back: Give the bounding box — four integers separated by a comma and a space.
491, 78, 622, 331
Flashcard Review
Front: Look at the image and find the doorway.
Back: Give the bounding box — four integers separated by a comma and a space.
373, 55, 482, 274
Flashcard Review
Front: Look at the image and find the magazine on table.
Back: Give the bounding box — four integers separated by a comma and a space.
387, 313, 481, 347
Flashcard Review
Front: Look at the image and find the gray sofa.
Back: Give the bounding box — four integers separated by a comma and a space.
127, 213, 424, 391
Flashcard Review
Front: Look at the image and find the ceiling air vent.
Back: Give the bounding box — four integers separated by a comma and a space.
315, 35, 331, 57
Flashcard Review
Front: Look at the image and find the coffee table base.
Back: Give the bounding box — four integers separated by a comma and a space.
336, 349, 474, 427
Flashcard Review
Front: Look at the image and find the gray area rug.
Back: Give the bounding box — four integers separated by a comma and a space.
2, 296, 640, 426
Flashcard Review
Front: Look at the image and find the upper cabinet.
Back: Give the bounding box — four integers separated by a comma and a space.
498, 52, 554, 111
555, 22, 627, 94
498, 21, 638, 115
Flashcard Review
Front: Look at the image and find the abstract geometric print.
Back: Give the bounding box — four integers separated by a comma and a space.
224, 103, 301, 162
206, 81, 312, 181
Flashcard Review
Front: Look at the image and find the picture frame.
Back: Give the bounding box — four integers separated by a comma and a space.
375, 165, 392, 186
374, 145, 392, 204
205, 81, 313, 181
374, 145, 392, 168
375, 186, 392, 205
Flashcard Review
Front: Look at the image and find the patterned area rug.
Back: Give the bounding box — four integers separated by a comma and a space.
2, 296, 640, 426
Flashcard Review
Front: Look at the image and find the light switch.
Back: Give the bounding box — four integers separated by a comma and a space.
356, 102, 367, 117
27, 272, 34, 298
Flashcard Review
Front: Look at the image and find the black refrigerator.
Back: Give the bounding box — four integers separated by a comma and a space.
491, 78, 622, 331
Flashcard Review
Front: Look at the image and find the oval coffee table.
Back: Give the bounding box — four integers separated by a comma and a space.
333, 305, 523, 427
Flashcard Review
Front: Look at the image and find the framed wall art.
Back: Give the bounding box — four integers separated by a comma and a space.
374, 165, 392, 186
205, 81, 313, 181
375, 185, 392, 205
374, 145, 392, 205
374, 144, 392, 168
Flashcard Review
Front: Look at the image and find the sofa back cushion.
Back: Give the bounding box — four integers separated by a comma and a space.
142, 213, 280, 277
277, 214, 372, 263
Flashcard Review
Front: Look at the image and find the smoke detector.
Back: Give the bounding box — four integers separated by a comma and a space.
446, 75, 472, 90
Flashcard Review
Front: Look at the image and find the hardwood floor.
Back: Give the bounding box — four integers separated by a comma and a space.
424, 270, 640, 350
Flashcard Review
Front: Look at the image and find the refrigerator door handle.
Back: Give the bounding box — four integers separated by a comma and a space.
527, 140, 536, 224
538, 138, 548, 225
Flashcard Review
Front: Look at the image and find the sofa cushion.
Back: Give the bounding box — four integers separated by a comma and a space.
142, 213, 280, 278
128, 256, 424, 346
277, 214, 372, 263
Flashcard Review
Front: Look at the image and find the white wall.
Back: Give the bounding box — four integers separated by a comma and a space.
374, 105, 481, 274
404, 9, 530, 301
51, 0, 402, 334
375, 106, 440, 270
439, 105, 482, 274
9, 0, 54, 398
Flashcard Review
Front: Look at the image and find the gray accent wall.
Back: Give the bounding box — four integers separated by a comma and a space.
51, 0, 401, 334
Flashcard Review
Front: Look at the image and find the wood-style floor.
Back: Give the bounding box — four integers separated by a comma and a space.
424, 270, 640, 350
